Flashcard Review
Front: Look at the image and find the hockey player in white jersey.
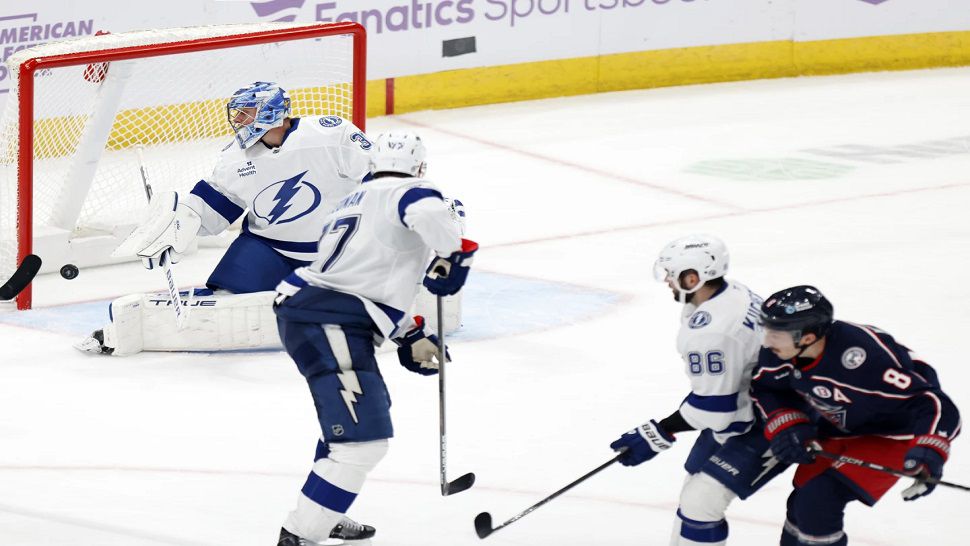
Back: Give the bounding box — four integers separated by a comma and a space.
272, 132, 478, 545
609, 235, 789, 545
76, 81, 373, 356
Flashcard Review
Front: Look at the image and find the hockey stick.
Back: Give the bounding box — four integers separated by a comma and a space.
474, 450, 626, 539
437, 294, 475, 496
812, 448, 970, 492
0, 254, 42, 301
136, 145, 191, 330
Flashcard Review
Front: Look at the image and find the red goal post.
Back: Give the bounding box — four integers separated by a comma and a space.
0, 22, 366, 310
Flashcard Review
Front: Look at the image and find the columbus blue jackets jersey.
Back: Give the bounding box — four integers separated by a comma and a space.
293, 176, 461, 337
676, 281, 764, 442
181, 115, 372, 261
751, 321, 961, 441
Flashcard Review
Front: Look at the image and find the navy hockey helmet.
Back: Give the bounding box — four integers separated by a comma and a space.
761, 285, 833, 338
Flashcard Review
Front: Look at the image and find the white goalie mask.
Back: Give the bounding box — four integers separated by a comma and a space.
653, 234, 729, 298
370, 132, 428, 177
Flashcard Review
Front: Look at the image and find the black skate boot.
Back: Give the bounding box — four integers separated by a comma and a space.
277, 527, 305, 546
329, 516, 376, 540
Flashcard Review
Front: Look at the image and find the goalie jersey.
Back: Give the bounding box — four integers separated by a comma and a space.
181, 115, 372, 261
677, 282, 764, 442
291, 177, 461, 337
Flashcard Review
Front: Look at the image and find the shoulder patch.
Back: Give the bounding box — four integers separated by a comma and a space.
688, 311, 712, 329
319, 116, 343, 128
841, 347, 867, 369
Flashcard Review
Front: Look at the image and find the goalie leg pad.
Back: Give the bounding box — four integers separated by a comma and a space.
98, 290, 280, 355
285, 439, 389, 544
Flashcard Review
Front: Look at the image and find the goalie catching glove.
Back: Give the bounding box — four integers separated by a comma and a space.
111, 191, 202, 268
393, 315, 449, 375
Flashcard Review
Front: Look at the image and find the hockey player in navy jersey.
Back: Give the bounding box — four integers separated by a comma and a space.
753, 285, 961, 546
272, 132, 477, 545
76, 81, 374, 356
609, 235, 789, 545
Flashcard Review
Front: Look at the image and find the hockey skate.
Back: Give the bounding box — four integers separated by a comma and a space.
74, 329, 114, 355
277, 516, 375, 545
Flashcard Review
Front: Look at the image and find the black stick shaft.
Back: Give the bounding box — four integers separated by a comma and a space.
437, 295, 448, 495
814, 449, 970, 492
491, 453, 624, 533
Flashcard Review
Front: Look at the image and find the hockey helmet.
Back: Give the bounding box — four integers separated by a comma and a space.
370, 132, 427, 178
653, 234, 729, 295
227, 81, 291, 149
761, 285, 834, 338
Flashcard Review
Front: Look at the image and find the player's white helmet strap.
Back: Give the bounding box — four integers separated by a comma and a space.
653, 234, 729, 294
370, 132, 428, 177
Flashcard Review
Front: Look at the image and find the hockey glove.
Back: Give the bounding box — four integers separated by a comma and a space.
273, 272, 307, 307
610, 420, 676, 466
901, 434, 950, 501
764, 410, 817, 465
111, 191, 201, 269
423, 239, 478, 296
393, 316, 449, 376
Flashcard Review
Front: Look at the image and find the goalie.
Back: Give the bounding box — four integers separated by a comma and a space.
75, 81, 374, 356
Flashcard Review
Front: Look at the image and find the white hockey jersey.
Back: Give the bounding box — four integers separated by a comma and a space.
676, 281, 764, 442
181, 115, 372, 261
294, 176, 462, 337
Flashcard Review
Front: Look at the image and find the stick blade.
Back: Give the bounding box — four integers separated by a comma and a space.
474, 512, 494, 539
0, 254, 42, 300
444, 472, 476, 496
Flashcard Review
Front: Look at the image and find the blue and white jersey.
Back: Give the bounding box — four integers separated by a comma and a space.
293, 176, 461, 338
676, 281, 764, 442
181, 115, 372, 261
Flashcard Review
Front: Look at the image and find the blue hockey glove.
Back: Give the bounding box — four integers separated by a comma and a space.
610, 420, 676, 467
393, 316, 449, 376
902, 434, 950, 501
273, 272, 306, 307
423, 239, 478, 296
765, 410, 817, 465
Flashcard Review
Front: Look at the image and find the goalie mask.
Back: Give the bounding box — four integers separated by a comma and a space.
653, 234, 729, 300
370, 132, 428, 177
227, 81, 291, 149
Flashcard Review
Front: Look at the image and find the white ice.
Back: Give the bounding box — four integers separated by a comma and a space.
2, 67, 970, 546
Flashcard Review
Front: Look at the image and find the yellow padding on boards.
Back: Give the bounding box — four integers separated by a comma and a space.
23, 85, 355, 161
374, 30, 970, 116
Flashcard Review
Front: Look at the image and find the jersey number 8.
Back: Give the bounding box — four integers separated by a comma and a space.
687, 351, 725, 376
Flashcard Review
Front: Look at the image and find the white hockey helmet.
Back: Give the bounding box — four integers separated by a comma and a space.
653, 234, 729, 295
227, 81, 291, 149
370, 132, 427, 177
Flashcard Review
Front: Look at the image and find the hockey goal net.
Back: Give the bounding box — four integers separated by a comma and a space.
0, 22, 366, 309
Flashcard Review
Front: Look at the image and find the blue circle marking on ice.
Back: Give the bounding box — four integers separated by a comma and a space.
688, 311, 711, 329
0, 272, 624, 343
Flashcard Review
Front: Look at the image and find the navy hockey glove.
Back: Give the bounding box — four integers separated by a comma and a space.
423, 239, 478, 296
393, 316, 449, 376
765, 410, 817, 465
273, 272, 306, 307
610, 420, 676, 466
901, 434, 950, 501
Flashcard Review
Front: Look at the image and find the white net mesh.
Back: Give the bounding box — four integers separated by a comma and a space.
0, 23, 359, 290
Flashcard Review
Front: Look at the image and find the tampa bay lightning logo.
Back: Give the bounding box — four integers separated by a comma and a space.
253, 171, 322, 225
319, 116, 343, 128
688, 311, 712, 329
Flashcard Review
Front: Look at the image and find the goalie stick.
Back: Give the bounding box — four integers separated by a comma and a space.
135, 145, 191, 330
0, 254, 42, 301
811, 447, 970, 492
437, 294, 475, 496
474, 450, 626, 539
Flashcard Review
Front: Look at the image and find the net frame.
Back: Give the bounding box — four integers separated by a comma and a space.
4, 22, 366, 310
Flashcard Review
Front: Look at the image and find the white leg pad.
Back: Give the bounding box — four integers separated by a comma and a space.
284, 440, 389, 543
102, 290, 280, 355
669, 473, 737, 546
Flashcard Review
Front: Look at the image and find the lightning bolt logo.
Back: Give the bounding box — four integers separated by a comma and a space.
751, 448, 781, 486
337, 370, 363, 424
267, 171, 306, 224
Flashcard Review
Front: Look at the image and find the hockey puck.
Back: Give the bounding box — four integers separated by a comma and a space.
60, 264, 79, 280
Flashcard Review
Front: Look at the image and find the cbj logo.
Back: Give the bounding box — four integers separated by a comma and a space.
253, 171, 322, 225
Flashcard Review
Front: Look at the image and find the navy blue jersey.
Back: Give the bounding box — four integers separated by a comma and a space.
751, 321, 961, 441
